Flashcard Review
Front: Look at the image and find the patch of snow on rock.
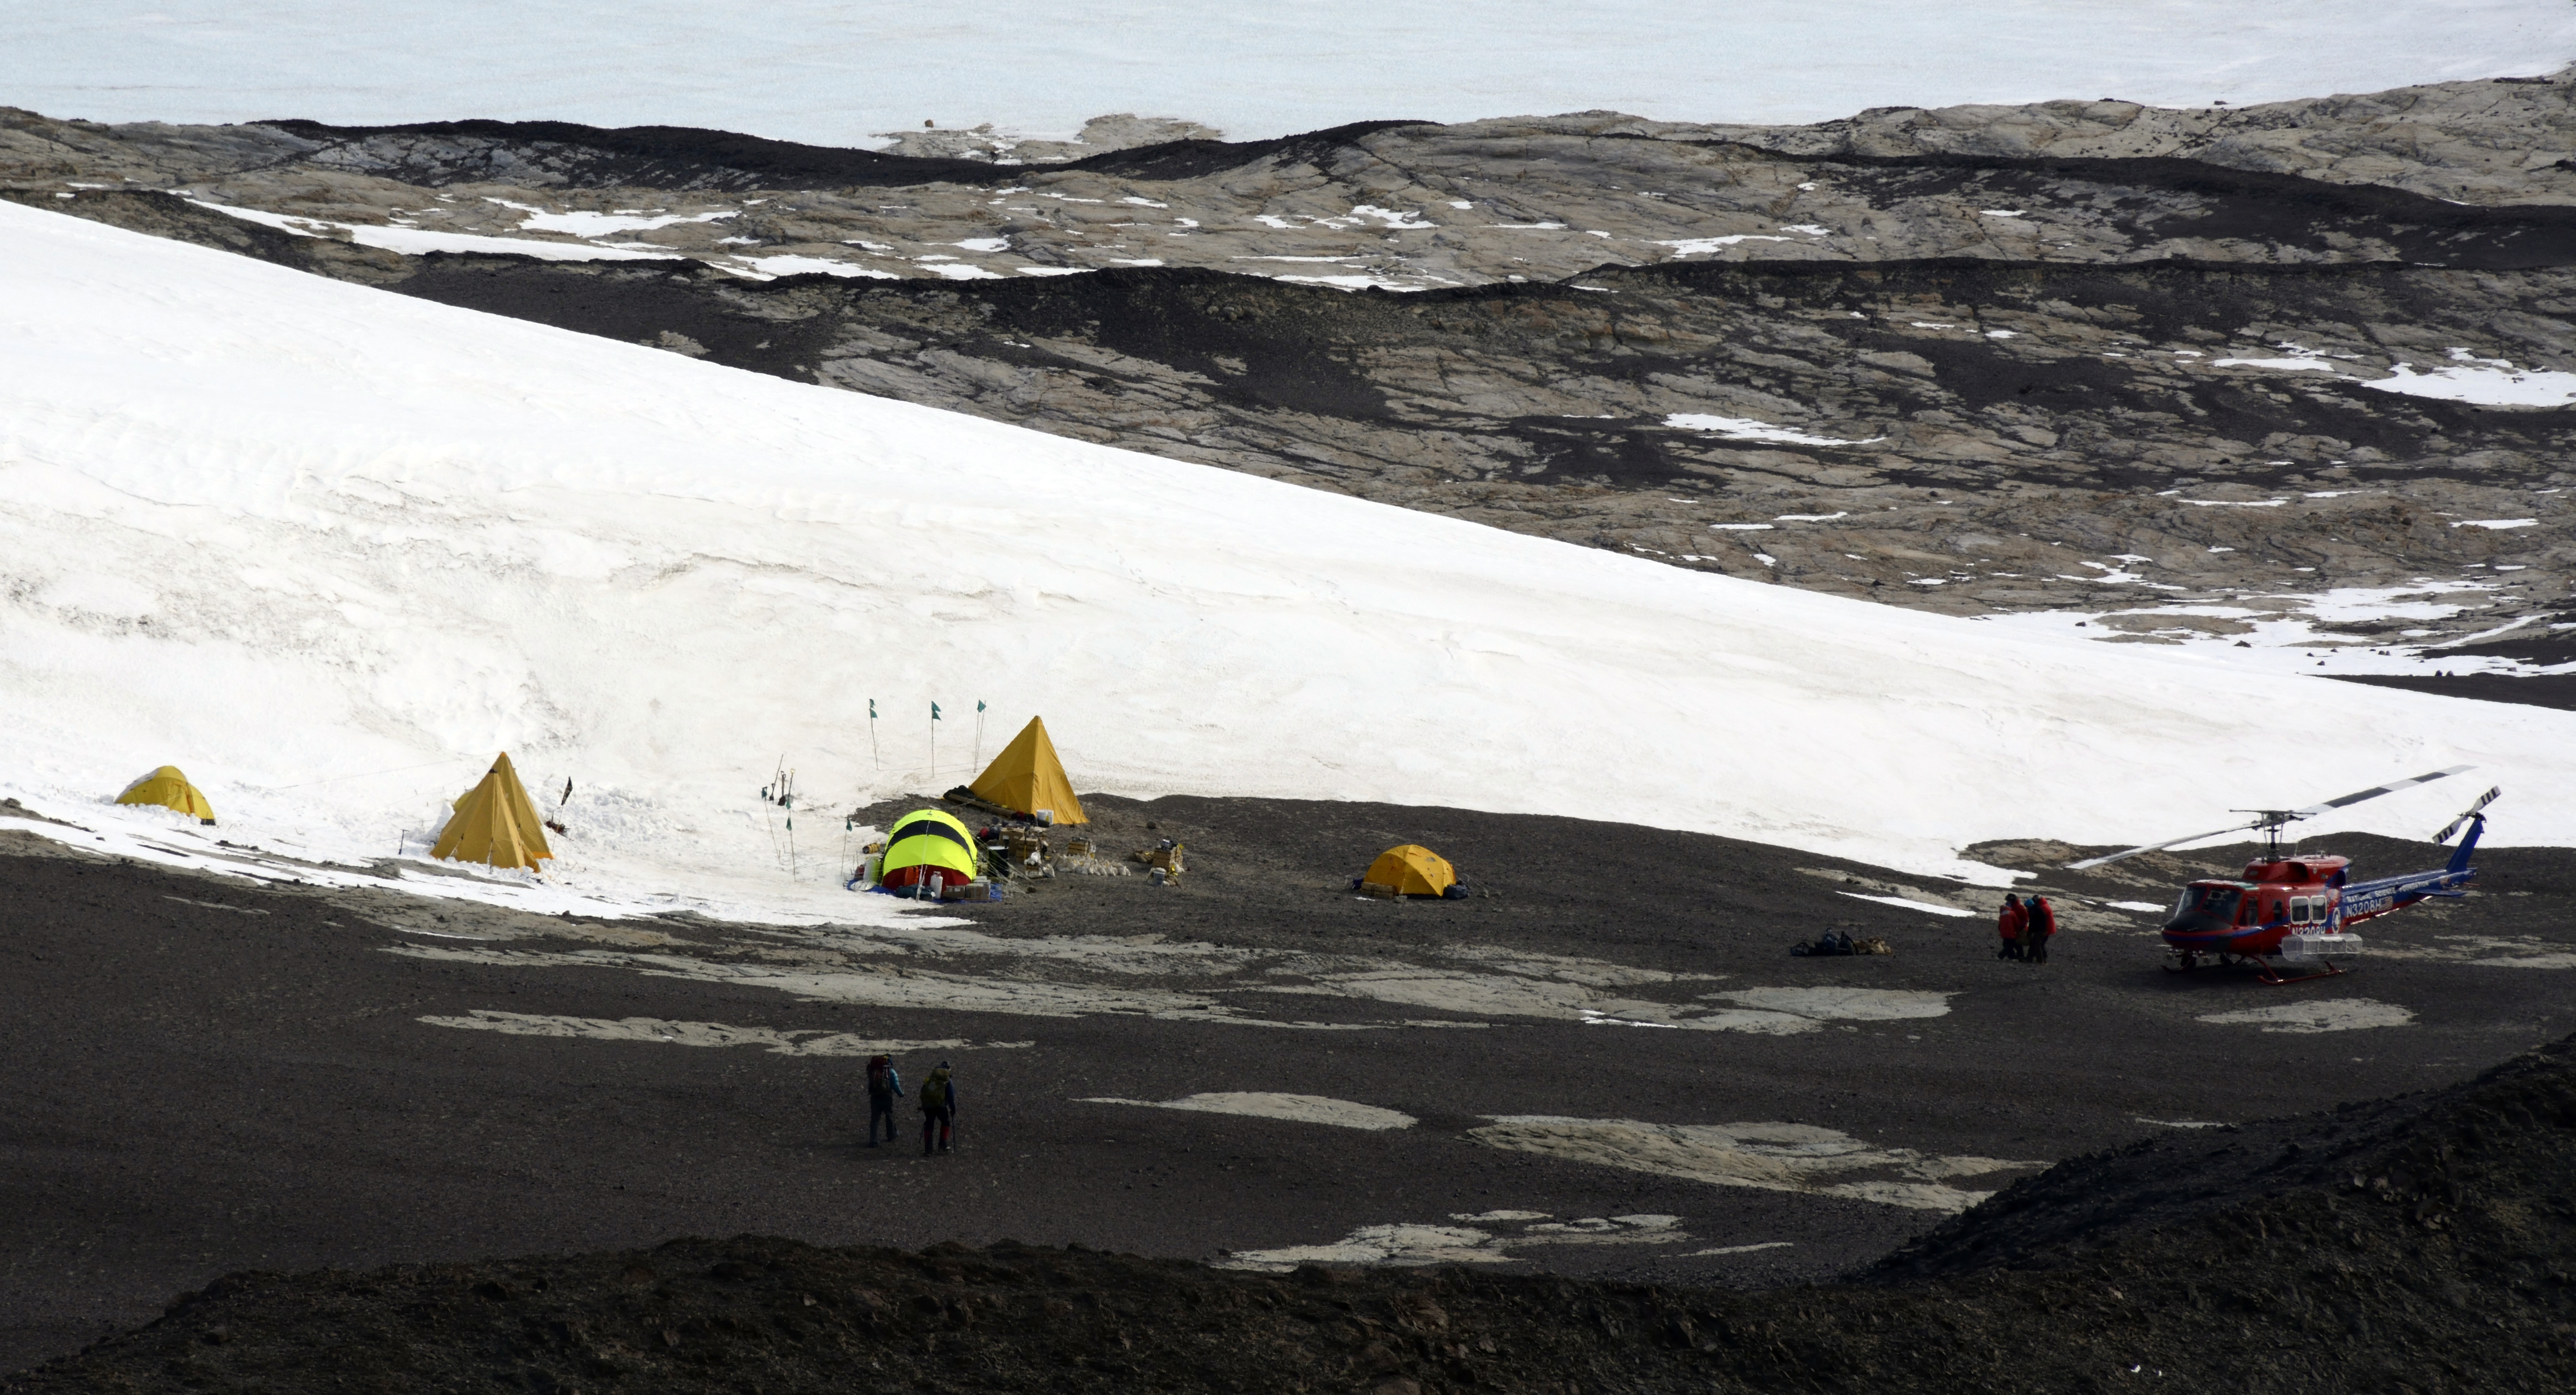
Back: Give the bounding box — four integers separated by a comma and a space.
1468, 1116, 2038, 1213
2196, 999, 2416, 1032
1079, 1092, 1417, 1130
1664, 414, 1884, 447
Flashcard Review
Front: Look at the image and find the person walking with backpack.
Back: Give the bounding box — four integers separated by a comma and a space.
2023, 895, 2058, 964
919, 1060, 958, 1155
864, 1054, 904, 1148
1996, 894, 2027, 961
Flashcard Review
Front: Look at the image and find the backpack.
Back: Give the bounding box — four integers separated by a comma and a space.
920, 1072, 951, 1111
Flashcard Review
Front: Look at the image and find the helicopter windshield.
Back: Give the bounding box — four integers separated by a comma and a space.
2165, 884, 2245, 935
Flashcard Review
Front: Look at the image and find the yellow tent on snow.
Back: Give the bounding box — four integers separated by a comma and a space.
967, 716, 1088, 825
431, 753, 553, 870
1363, 845, 1461, 898
115, 765, 216, 824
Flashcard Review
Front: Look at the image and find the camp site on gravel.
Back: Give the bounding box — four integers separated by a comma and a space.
6, 4, 2576, 1392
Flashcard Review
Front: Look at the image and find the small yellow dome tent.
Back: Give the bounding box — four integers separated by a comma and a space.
115, 765, 215, 824
967, 716, 1088, 825
878, 808, 980, 892
1363, 845, 1459, 898
430, 753, 553, 871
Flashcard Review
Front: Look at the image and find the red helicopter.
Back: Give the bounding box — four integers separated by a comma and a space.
2067, 766, 2500, 985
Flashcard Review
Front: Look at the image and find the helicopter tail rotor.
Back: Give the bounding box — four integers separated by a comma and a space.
2434, 786, 2502, 845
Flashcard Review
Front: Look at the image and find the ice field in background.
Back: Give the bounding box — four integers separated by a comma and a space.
5, 2, 2572, 147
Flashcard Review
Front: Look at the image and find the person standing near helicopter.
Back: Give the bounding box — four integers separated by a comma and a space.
1996, 894, 2027, 961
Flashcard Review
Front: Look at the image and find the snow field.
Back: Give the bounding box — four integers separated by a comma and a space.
3, 200, 2573, 928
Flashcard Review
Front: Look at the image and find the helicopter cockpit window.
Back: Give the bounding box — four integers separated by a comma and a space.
2164, 885, 2244, 934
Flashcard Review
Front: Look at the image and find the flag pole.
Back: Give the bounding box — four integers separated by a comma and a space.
930, 700, 941, 790
973, 699, 987, 775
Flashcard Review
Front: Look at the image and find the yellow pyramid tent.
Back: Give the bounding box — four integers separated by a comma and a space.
967, 716, 1088, 824
430, 753, 554, 870
115, 765, 215, 824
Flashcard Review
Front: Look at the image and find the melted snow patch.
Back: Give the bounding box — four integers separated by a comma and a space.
1658, 235, 1794, 253
1467, 1117, 2037, 1213
735, 254, 902, 280
380, 933, 1705, 1032
2468, 953, 2576, 969
489, 202, 737, 236
418, 1009, 1030, 1056
1218, 1214, 1685, 1272
2196, 999, 2415, 1033
2361, 354, 2576, 407
2212, 357, 2346, 372
1079, 1092, 1415, 1130
1664, 414, 1884, 447
1837, 890, 1975, 918
1700, 987, 1955, 1021
190, 200, 680, 261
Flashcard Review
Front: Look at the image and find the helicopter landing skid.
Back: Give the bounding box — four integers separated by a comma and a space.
2163, 949, 2345, 985
2251, 957, 2345, 988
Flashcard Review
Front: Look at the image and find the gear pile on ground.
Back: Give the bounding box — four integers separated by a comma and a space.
13, 1033, 2571, 1394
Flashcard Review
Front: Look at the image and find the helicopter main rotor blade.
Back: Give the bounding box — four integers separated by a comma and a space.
2291, 765, 2476, 818
2067, 765, 2478, 872
2434, 786, 2503, 844
2067, 819, 2263, 871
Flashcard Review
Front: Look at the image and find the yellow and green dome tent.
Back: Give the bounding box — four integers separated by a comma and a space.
879, 808, 979, 891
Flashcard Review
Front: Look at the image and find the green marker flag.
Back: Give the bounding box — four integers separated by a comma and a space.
976, 700, 986, 713
932, 702, 942, 720
868, 699, 877, 719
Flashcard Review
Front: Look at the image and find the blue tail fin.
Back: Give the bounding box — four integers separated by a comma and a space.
2446, 815, 2485, 875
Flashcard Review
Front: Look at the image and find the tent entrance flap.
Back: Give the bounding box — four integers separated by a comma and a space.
431, 753, 554, 870
967, 716, 1088, 824
116, 765, 215, 824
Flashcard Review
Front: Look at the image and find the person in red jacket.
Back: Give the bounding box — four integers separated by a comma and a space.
1997, 894, 2027, 961
2023, 895, 2059, 964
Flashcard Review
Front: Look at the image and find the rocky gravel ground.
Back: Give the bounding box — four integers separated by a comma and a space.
7, 78, 2576, 663
9, 1026, 2571, 1394
5, 793, 2575, 1380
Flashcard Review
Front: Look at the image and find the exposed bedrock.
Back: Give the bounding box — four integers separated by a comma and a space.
6, 74, 2572, 649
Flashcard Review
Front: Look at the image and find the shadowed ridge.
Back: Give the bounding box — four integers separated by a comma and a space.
1866, 1030, 2576, 1283
246, 116, 1434, 192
